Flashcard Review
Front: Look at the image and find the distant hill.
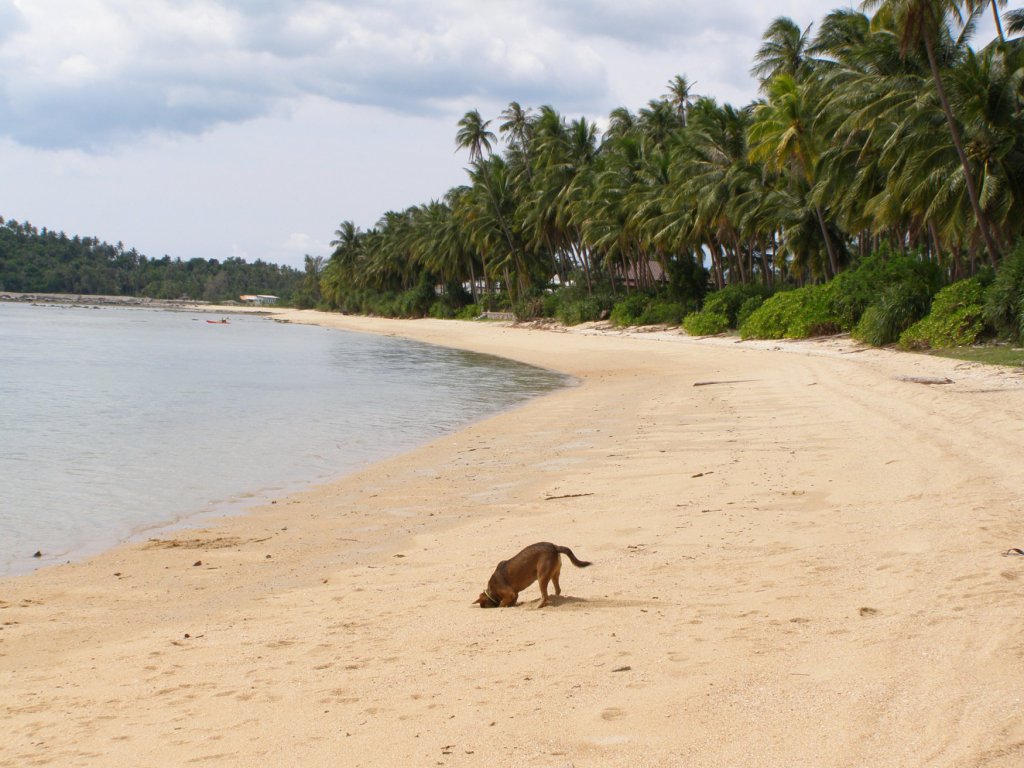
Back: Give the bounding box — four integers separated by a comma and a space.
0, 216, 305, 303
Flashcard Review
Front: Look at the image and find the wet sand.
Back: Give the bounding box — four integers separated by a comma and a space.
2, 310, 1023, 767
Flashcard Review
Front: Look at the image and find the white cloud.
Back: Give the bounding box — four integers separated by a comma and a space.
0, 0, 610, 149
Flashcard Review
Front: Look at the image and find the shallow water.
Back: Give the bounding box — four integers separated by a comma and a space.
0, 303, 568, 576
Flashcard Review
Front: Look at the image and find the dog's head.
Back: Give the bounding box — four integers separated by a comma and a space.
473, 590, 499, 608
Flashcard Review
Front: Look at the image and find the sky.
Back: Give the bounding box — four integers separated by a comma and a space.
0, 1, 1004, 270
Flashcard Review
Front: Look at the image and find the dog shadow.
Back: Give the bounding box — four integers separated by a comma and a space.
531, 595, 651, 609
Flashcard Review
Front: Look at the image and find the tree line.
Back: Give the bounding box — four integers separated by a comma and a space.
318, 1, 1024, 347
0, 217, 306, 303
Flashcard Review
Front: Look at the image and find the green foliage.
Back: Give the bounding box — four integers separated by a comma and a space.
828, 250, 944, 330
899, 278, 987, 350
0, 218, 303, 302
540, 285, 614, 325
739, 285, 841, 339
428, 281, 473, 319
984, 242, 1024, 343
455, 303, 482, 320
736, 296, 765, 329
682, 310, 729, 335
609, 294, 689, 327
641, 299, 689, 325
514, 294, 547, 320
479, 291, 512, 312
701, 283, 773, 326
852, 280, 935, 346
682, 283, 771, 335
609, 295, 649, 326
663, 255, 710, 306
393, 273, 437, 318
557, 295, 613, 325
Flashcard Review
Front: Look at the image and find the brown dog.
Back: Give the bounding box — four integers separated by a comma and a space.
474, 542, 592, 608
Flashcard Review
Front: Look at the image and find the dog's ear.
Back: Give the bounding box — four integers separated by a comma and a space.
473, 593, 488, 607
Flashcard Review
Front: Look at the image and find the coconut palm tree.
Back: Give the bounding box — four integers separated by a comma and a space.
749, 74, 842, 277
455, 109, 496, 163
861, 0, 1001, 260
664, 75, 696, 126
751, 17, 815, 85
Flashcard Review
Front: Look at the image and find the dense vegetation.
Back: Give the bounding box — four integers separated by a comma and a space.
319, 1, 1024, 350
0, 217, 306, 304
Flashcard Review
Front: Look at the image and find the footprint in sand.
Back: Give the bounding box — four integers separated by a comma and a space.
601, 707, 625, 721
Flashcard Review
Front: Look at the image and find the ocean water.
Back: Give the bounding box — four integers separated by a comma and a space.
0, 303, 568, 577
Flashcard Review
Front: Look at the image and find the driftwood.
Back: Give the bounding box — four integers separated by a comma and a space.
544, 492, 595, 501
693, 379, 759, 387
894, 375, 954, 385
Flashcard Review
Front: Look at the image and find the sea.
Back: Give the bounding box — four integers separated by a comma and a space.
0, 302, 568, 577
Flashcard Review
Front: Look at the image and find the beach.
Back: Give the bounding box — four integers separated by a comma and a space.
2, 310, 1023, 767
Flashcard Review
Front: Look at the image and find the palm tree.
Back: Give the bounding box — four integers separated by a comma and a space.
455, 110, 496, 163
664, 75, 696, 126
1007, 8, 1024, 35
751, 17, 814, 84
861, 0, 1001, 260
749, 74, 842, 277
498, 101, 535, 152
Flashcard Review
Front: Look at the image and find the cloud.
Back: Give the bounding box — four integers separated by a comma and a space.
0, 0, 609, 150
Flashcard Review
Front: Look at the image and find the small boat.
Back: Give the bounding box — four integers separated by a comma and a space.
206, 318, 230, 324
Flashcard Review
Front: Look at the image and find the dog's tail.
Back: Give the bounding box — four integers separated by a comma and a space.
556, 545, 592, 568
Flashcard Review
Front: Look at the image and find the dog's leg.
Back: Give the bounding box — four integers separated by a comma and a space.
537, 575, 551, 608
551, 558, 562, 596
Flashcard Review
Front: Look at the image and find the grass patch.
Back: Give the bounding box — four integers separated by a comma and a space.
927, 345, 1024, 367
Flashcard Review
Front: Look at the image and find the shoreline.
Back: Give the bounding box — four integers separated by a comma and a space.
2, 310, 1024, 767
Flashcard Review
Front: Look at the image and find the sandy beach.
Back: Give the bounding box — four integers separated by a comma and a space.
2, 310, 1023, 767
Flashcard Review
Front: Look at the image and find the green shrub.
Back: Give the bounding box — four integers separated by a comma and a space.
455, 303, 482, 320
558, 295, 612, 325
852, 280, 934, 346
540, 285, 614, 325
609, 294, 650, 326
701, 283, 772, 326
479, 291, 512, 312
513, 294, 546, 320
985, 242, 1024, 344
899, 278, 987, 350
828, 249, 943, 330
639, 299, 688, 325
683, 310, 729, 336
739, 285, 841, 339
736, 296, 765, 329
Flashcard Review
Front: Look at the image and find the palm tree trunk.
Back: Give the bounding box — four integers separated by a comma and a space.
992, 2, 1006, 43
921, 14, 1001, 262
814, 204, 839, 278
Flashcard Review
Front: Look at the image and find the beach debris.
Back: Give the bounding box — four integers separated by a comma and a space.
691, 471, 714, 478
544, 492, 594, 501
859, 607, 879, 616
1003, 548, 1024, 557
693, 379, 758, 387
893, 375, 954, 385
32, 550, 42, 558
611, 665, 632, 673
193, 560, 202, 567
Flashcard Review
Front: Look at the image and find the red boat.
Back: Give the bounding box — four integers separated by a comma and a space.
206, 318, 230, 324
